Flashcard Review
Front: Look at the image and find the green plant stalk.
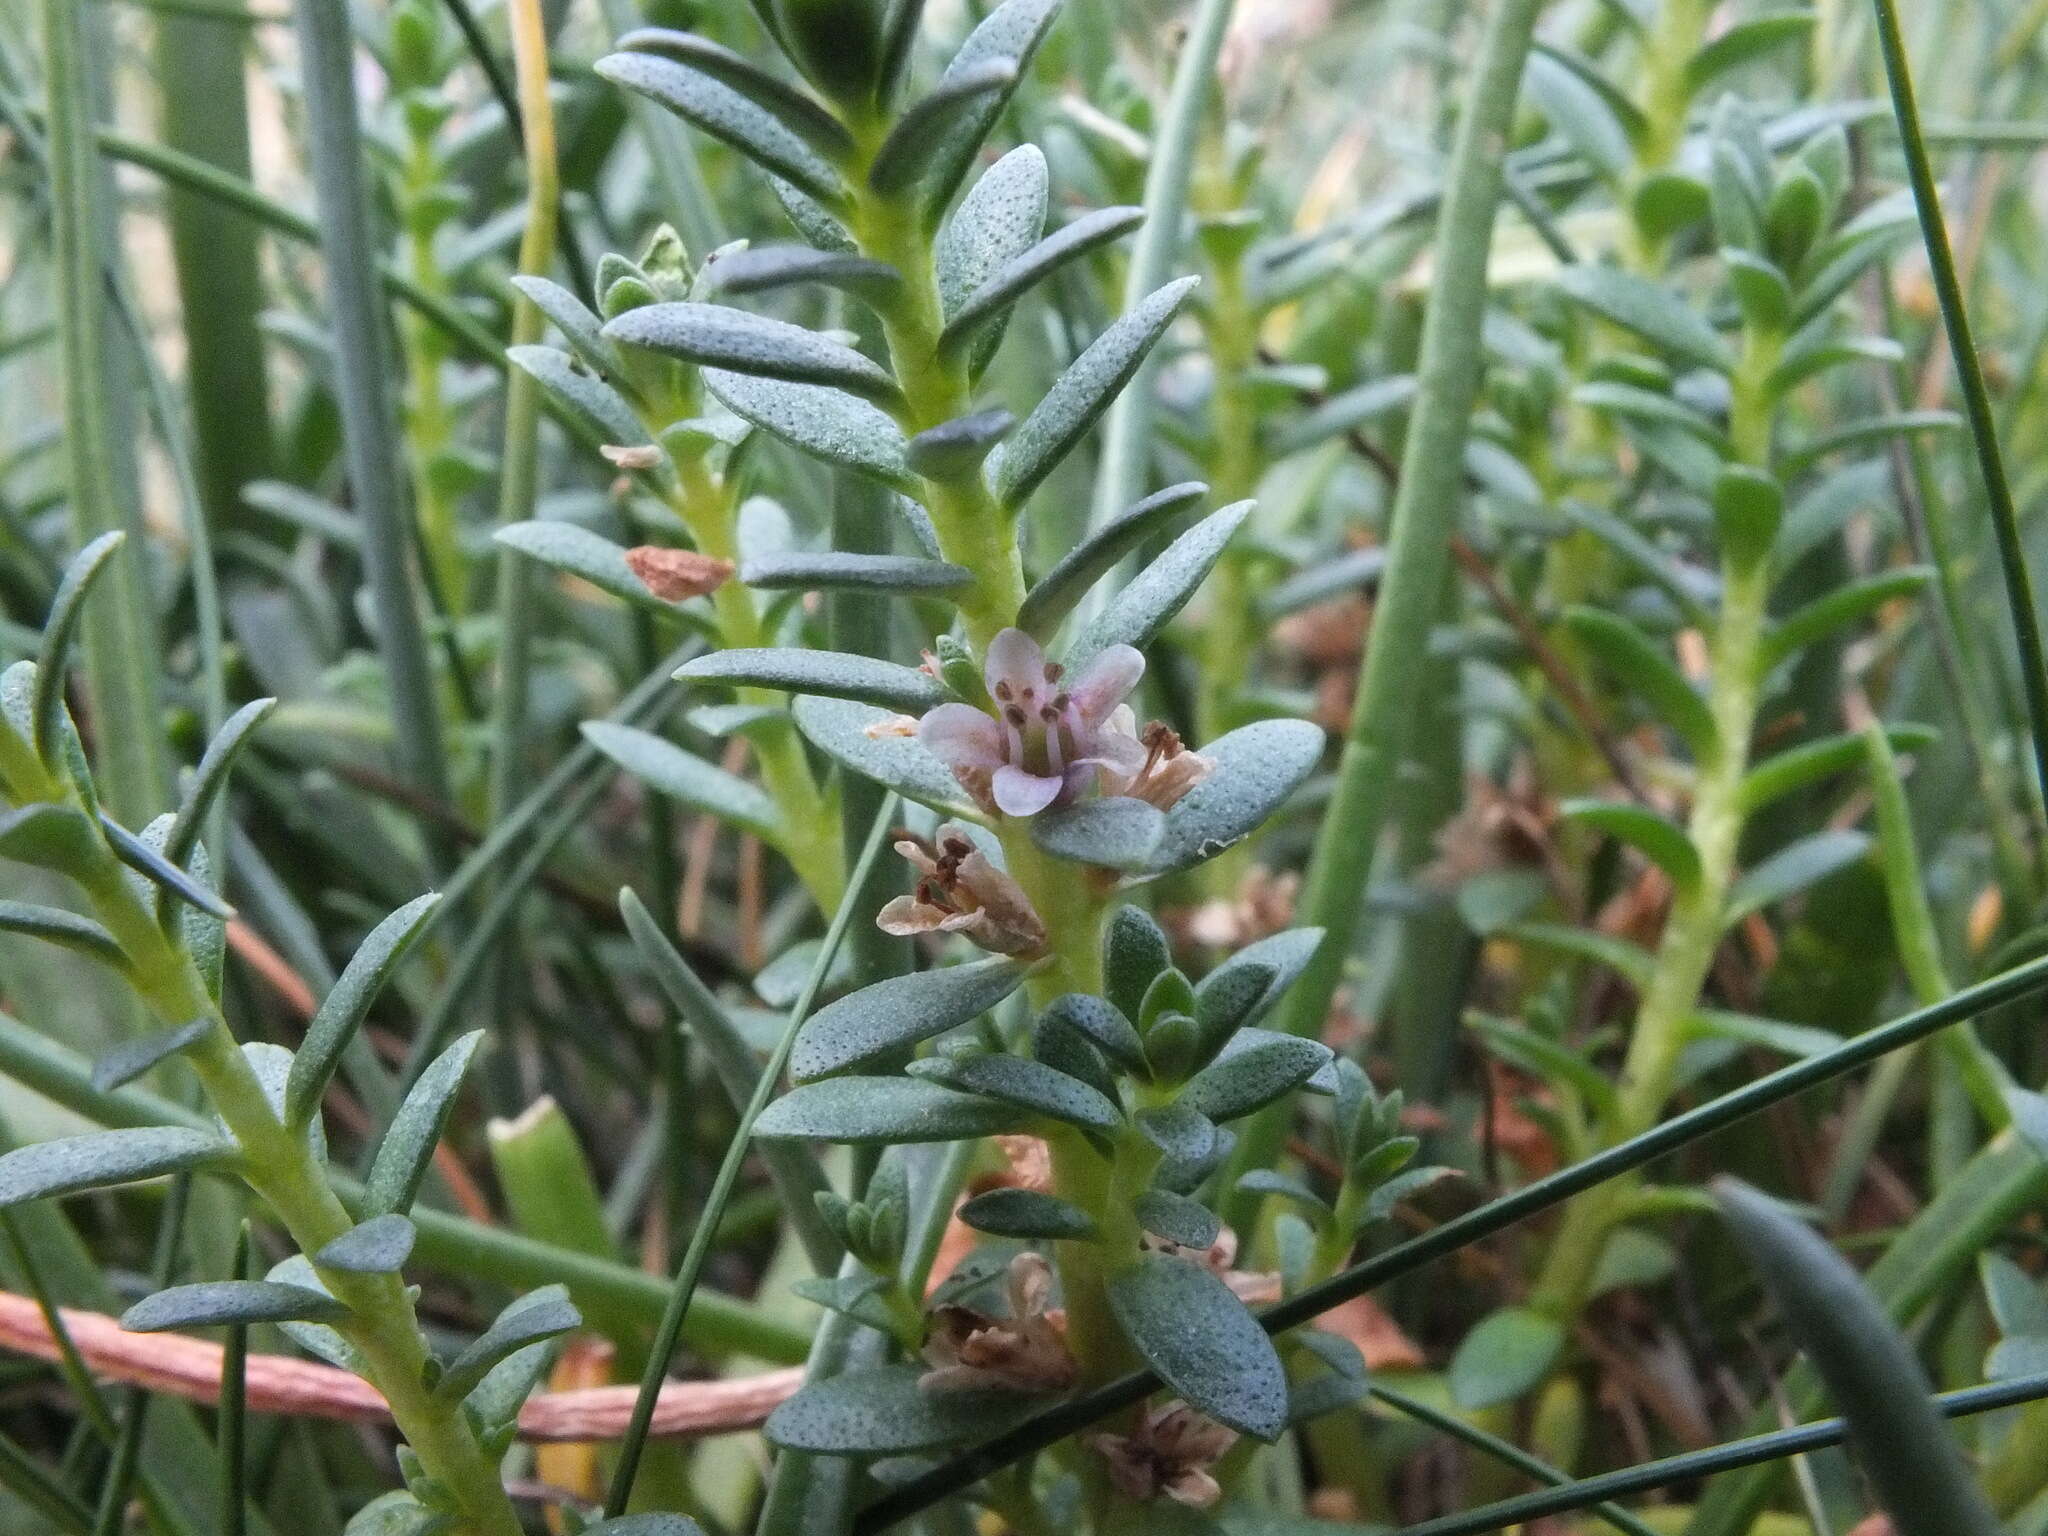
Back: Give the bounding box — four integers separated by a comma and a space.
4, 768, 519, 1534
1624, 0, 1710, 264
154, 0, 275, 523
41, 0, 169, 824
1527, 326, 1779, 1335
1085, 0, 1237, 542
289, 0, 451, 808
0, 1011, 813, 1359
485, 0, 560, 834
1236, 0, 1544, 1227
666, 454, 843, 910
1194, 208, 1263, 751
397, 146, 465, 615
1873, 0, 2048, 830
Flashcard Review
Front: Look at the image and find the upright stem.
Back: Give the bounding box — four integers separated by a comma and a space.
1529, 330, 1779, 1327
1237, 0, 1544, 1228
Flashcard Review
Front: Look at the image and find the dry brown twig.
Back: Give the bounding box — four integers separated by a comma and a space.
0, 1291, 800, 1442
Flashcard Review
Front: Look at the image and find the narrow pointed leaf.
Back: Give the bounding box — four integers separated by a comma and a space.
703, 369, 912, 488
365, 1031, 484, 1216
0, 901, 126, 968
938, 205, 1144, 359
508, 275, 618, 376
163, 698, 275, 867
437, 1286, 581, 1401
314, 1214, 417, 1274
706, 244, 901, 302
958, 1187, 1097, 1239
676, 648, 946, 712
1739, 725, 1937, 815
789, 956, 1024, 1080
1065, 498, 1253, 668
91, 1020, 210, 1091
32, 532, 125, 763
906, 1052, 1121, 1131
0, 1128, 234, 1208
285, 893, 441, 1126
1761, 567, 1931, 669
993, 276, 1201, 511
1725, 831, 1870, 925
740, 552, 970, 594
1564, 608, 1718, 759
791, 695, 981, 815
1041, 994, 1145, 1071
122, 1281, 350, 1333
613, 29, 854, 158
1555, 265, 1733, 371
595, 51, 849, 205
868, 58, 1017, 195
507, 346, 648, 445
100, 813, 233, 918
1560, 800, 1702, 888
1180, 1033, 1333, 1122
582, 721, 783, 842
497, 523, 700, 613
606, 303, 900, 404
915, 0, 1063, 210
1017, 481, 1207, 639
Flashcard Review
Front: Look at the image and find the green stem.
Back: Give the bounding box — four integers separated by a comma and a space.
54, 830, 519, 1534
1238, 0, 1544, 1227
41, 0, 169, 824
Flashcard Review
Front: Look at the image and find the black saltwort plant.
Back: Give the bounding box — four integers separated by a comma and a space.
16, 0, 2048, 1534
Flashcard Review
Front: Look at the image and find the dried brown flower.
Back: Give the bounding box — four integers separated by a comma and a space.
876, 827, 1049, 957
919, 1252, 1076, 1395
1089, 1402, 1238, 1507
624, 547, 734, 602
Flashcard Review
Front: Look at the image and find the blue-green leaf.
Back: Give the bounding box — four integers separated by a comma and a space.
675, 648, 946, 712
285, 892, 441, 1127
790, 957, 1025, 1080
0, 1127, 234, 1208
582, 721, 783, 842
755, 1078, 1031, 1143
365, 1031, 484, 1216
1108, 1253, 1289, 1440
1065, 499, 1254, 669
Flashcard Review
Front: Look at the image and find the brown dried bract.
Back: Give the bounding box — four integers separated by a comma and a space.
1090, 1402, 1239, 1508
919, 1253, 1076, 1395
625, 546, 734, 602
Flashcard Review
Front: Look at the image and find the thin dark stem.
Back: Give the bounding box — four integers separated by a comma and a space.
1872, 0, 2048, 828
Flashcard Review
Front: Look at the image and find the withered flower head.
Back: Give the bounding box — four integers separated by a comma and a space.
919, 1251, 1076, 1396
600, 443, 663, 471
877, 825, 1049, 958
1110, 721, 1214, 811
625, 547, 734, 603
1141, 1225, 1282, 1305
1089, 1402, 1239, 1507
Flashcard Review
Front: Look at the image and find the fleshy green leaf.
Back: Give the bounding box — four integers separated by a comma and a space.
314, 1214, 417, 1274
704, 368, 913, 487
508, 275, 619, 376
707, 243, 902, 303
1065, 499, 1254, 669
938, 205, 1145, 360
1761, 567, 1931, 670
1135, 1102, 1218, 1164
906, 1051, 1121, 1131
90, 1020, 210, 1091
507, 345, 647, 445
0, 1127, 234, 1208
605, 303, 901, 404
1103, 905, 1170, 1025
32, 532, 125, 764
583, 721, 783, 842
755, 1077, 1030, 1143
0, 900, 126, 968
1041, 993, 1145, 1072
905, 409, 1015, 479
576, 1518, 706, 1536
791, 694, 980, 815
436, 1286, 581, 1401
163, 698, 275, 867
1107, 1253, 1289, 1440
789, 957, 1024, 1080
595, 51, 849, 206
1560, 799, 1702, 888
1133, 1188, 1221, 1250
1142, 719, 1324, 875
1030, 796, 1164, 870
1724, 830, 1870, 926
993, 276, 1201, 512
914, 0, 1063, 212
364, 1031, 484, 1216
121, 1280, 348, 1332
0, 804, 99, 870
1556, 265, 1734, 371
1016, 481, 1208, 639
1270, 375, 1418, 458
1564, 607, 1718, 760
675, 647, 946, 712
1448, 1305, 1566, 1409
1686, 12, 1814, 94
740, 551, 971, 595
1716, 1177, 2002, 1536
100, 814, 233, 918
1179, 1032, 1333, 1122
496, 522, 691, 613
958, 1187, 1097, 1239
868, 58, 1017, 196
763, 1363, 1044, 1453
936, 145, 1048, 320
614, 29, 854, 160
344, 1492, 449, 1536
286, 893, 441, 1127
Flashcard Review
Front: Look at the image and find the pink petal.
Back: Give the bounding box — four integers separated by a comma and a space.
992, 765, 1065, 817
1068, 644, 1145, 726
983, 627, 1048, 698
918, 703, 1003, 770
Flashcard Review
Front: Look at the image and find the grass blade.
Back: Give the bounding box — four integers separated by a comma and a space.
603, 792, 901, 1515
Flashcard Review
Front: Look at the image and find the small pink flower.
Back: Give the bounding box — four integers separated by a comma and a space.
918, 629, 1148, 818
